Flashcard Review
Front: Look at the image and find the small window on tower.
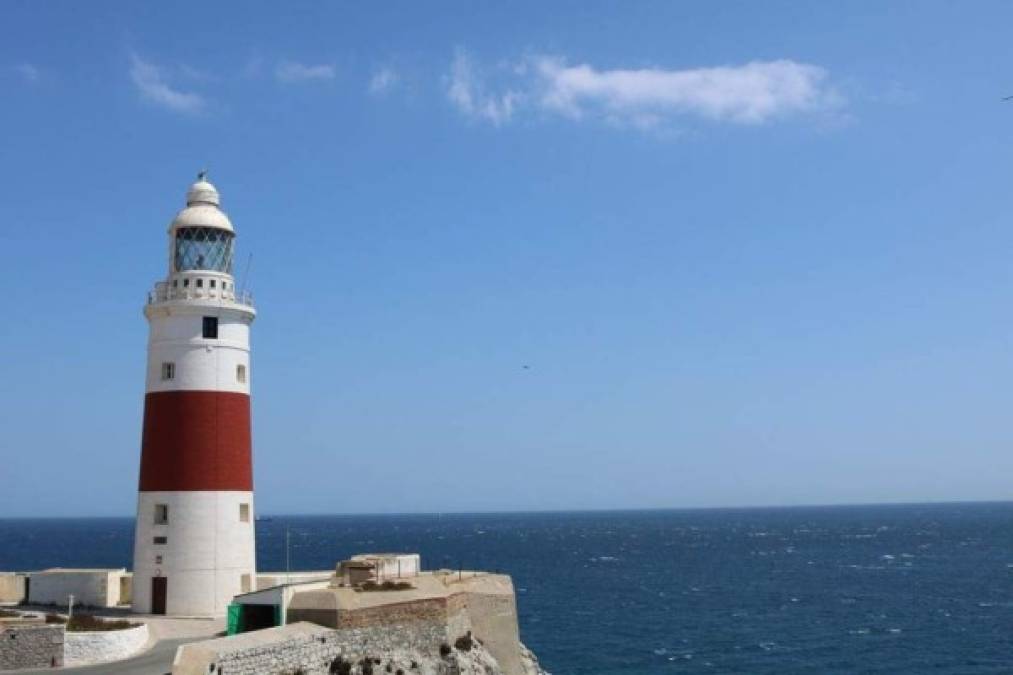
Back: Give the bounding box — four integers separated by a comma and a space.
161, 363, 175, 381
183, 278, 190, 288
172, 280, 178, 288
154, 504, 168, 524
196, 278, 203, 288
202, 316, 218, 339
236, 364, 247, 383
239, 503, 250, 522
209, 279, 216, 289
154, 555, 163, 565
153, 536, 167, 545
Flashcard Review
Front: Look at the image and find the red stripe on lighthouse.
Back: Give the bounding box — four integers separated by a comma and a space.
139, 391, 253, 491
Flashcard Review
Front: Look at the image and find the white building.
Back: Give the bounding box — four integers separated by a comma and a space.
27, 569, 131, 608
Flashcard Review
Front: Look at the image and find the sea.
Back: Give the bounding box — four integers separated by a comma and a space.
3, 502, 1013, 674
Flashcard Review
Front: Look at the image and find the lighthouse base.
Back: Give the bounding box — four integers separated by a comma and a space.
132, 491, 256, 617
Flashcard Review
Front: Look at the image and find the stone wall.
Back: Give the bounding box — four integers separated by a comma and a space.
174, 621, 506, 675
288, 595, 453, 632
217, 623, 449, 674
65, 623, 149, 667
335, 597, 449, 630
0, 623, 65, 670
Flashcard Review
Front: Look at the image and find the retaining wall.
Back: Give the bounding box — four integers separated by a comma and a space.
64, 623, 149, 667
173, 621, 457, 675
0, 622, 64, 670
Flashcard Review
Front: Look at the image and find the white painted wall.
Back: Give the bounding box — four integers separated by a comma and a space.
133, 491, 255, 616
145, 312, 251, 395
28, 570, 128, 608
351, 554, 421, 580
0, 573, 27, 603
255, 572, 332, 590
64, 624, 148, 667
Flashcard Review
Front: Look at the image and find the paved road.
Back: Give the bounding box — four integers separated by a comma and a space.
20, 638, 192, 675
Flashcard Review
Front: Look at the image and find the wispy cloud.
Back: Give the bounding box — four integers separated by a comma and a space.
275, 61, 335, 83
129, 54, 204, 114
14, 63, 40, 83
445, 50, 843, 131
445, 49, 520, 126
534, 57, 838, 125
369, 67, 398, 95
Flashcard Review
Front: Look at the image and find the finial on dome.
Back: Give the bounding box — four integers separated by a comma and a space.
186, 170, 220, 207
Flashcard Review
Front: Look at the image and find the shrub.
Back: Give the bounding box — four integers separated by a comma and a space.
329, 656, 352, 675
358, 580, 414, 592
65, 614, 139, 632
45, 614, 67, 624
439, 643, 452, 658
454, 632, 474, 652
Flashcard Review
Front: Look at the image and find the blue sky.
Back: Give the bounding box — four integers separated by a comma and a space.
3, 2, 1013, 516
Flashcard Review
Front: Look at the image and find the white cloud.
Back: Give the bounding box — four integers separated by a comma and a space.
445, 51, 843, 130
369, 67, 398, 94
275, 61, 335, 83
445, 49, 521, 126
14, 63, 39, 83
534, 57, 838, 125
129, 54, 204, 114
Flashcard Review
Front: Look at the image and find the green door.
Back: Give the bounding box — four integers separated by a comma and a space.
226, 603, 242, 635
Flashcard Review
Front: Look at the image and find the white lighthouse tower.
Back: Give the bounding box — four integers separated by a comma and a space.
132, 173, 257, 616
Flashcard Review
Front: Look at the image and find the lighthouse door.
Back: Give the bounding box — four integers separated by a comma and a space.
151, 577, 167, 615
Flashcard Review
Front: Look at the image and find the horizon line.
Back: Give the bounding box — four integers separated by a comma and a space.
3, 498, 1012, 520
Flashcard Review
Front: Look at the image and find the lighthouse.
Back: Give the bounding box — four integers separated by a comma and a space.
132, 173, 257, 616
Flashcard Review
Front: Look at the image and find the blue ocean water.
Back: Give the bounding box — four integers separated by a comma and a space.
3, 503, 1013, 674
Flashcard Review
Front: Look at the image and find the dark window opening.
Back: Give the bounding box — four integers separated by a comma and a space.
153, 536, 167, 545
183, 278, 190, 288
210, 279, 216, 288
196, 278, 204, 288
203, 316, 218, 339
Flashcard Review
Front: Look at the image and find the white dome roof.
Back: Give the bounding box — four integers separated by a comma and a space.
169, 174, 234, 233
187, 178, 220, 206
